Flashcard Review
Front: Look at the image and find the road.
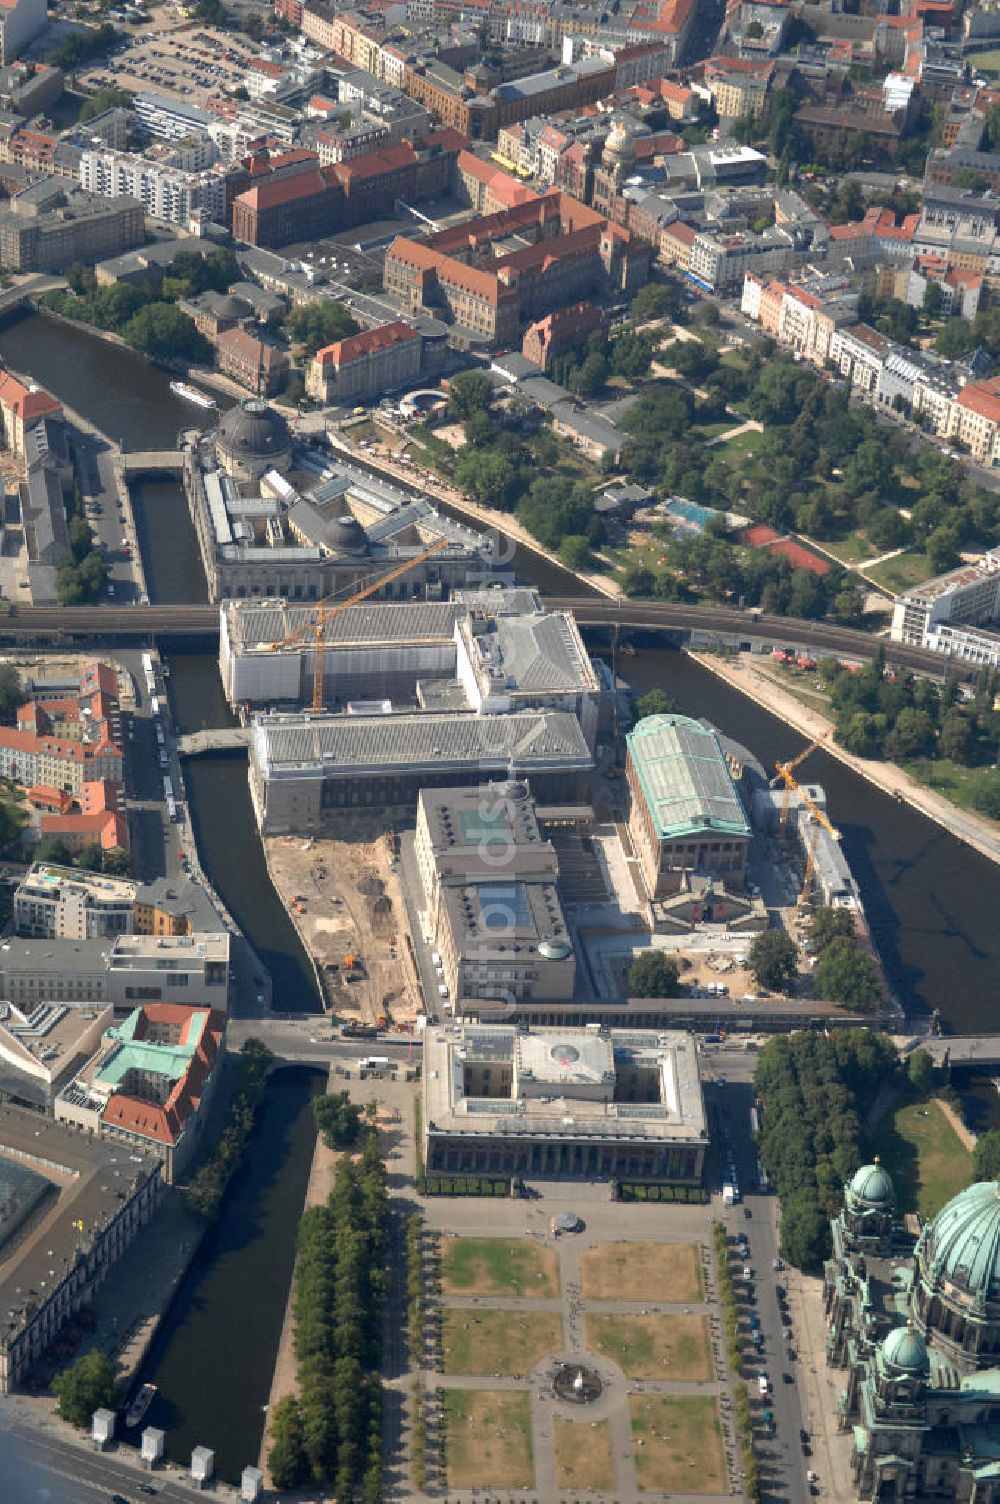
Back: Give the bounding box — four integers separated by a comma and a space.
709, 1068, 812, 1504
71, 429, 143, 605
0, 1402, 241, 1503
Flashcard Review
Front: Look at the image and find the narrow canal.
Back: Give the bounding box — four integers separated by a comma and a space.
135, 1067, 323, 1480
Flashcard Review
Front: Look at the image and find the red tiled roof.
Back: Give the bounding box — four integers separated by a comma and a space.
314, 320, 419, 369
957, 377, 1000, 425
0, 371, 61, 422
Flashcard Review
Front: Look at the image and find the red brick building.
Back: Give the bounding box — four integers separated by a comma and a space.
231, 130, 465, 248
216, 328, 289, 397
522, 302, 605, 371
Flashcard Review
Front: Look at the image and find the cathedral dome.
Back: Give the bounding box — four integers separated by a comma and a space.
849, 1160, 895, 1209
881, 1323, 929, 1377
920, 1181, 1000, 1304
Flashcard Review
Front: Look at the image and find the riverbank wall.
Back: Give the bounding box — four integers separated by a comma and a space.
690, 650, 1000, 869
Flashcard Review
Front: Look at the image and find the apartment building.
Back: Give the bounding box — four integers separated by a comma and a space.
703, 56, 774, 118
828, 323, 894, 399
891, 551, 1000, 648
15, 866, 136, 940
306, 321, 421, 404
0, 370, 61, 456
689, 225, 795, 292
948, 377, 1000, 464
80, 149, 229, 226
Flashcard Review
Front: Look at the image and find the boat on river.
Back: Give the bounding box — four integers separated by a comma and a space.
124, 1382, 156, 1428
169, 381, 217, 411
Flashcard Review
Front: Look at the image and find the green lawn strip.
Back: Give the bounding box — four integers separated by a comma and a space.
871, 1096, 972, 1218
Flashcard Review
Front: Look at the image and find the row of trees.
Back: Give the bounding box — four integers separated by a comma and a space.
545, 325, 657, 399
57, 472, 107, 607
182, 1039, 273, 1220
268, 1135, 386, 1500
754, 1029, 898, 1267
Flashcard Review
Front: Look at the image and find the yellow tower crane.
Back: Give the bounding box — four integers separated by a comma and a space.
270, 537, 451, 715
770, 756, 841, 907
769, 734, 829, 827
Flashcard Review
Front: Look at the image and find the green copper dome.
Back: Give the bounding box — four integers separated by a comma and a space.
921, 1180, 1000, 1304
849, 1159, 895, 1208
881, 1323, 929, 1376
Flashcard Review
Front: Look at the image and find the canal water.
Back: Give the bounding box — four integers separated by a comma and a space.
135, 1067, 323, 1481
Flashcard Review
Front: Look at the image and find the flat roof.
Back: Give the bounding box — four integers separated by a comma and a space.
0, 1103, 158, 1351
225, 599, 462, 654
424, 1025, 707, 1143
253, 709, 593, 778
627, 713, 751, 841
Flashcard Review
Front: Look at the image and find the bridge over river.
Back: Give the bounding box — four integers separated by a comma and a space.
0, 600, 970, 678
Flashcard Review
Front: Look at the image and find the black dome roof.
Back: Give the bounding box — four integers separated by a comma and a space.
327, 513, 368, 554
217, 399, 290, 460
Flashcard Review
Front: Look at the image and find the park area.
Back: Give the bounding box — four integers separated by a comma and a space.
440, 1235, 559, 1298
443, 1390, 534, 1491
629, 1394, 727, 1495
554, 1416, 615, 1493
586, 1312, 713, 1382
441, 1308, 562, 1376
872, 1098, 972, 1218
580, 1241, 703, 1302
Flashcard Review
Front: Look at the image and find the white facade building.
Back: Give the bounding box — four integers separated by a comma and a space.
80, 150, 227, 226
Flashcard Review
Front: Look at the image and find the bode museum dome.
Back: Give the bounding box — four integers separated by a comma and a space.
825, 1175, 1000, 1503
214, 398, 292, 482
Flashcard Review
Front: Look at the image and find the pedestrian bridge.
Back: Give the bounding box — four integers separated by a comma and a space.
176, 728, 253, 756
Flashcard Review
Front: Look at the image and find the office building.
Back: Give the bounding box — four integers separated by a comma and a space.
134, 93, 216, 142
249, 709, 592, 834
0, 180, 144, 273
0, 1105, 160, 1393
0, 932, 230, 1012
56, 1003, 225, 1183
306, 321, 422, 405
626, 714, 751, 900
422, 1024, 707, 1182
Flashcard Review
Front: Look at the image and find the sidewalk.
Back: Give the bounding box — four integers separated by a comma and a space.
691, 651, 1000, 869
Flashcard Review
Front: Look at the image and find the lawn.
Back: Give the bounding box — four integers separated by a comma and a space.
901, 758, 1000, 824
818, 530, 879, 566
444, 1390, 534, 1491
718, 427, 764, 461
691, 419, 737, 440
586, 1313, 712, 1381
629, 1395, 727, 1495
440, 1236, 559, 1298
441, 1309, 562, 1376
580, 1241, 702, 1302
871, 1096, 972, 1218
554, 1416, 615, 1493
866, 549, 933, 594
972, 47, 1000, 73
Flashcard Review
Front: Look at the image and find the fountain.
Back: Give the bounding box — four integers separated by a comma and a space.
553, 1362, 603, 1404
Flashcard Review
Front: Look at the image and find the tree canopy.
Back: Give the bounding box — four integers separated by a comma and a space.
748, 929, 797, 992
53, 1351, 118, 1428
285, 300, 359, 356
628, 950, 679, 997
